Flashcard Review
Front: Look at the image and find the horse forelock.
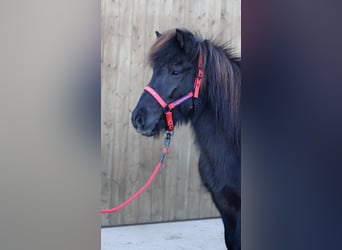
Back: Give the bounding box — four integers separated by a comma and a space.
148, 29, 177, 66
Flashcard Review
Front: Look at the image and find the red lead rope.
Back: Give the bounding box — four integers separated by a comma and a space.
100, 131, 173, 214
101, 52, 203, 214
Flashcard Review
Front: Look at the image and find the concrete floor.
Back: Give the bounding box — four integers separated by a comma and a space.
101, 218, 226, 250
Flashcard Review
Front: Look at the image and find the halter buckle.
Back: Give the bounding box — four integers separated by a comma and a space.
165, 111, 174, 131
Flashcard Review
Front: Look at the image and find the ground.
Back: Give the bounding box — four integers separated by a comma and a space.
101, 218, 225, 250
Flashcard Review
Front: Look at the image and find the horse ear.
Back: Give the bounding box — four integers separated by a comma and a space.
176, 29, 196, 54
176, 29, 185, 49
155, 31, 162, 38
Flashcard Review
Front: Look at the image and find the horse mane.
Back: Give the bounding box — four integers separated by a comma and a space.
199, 39, 241, 148
149, 29, 241, 149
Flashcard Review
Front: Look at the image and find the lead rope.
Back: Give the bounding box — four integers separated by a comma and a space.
101, 51, 203, 214
100, 131, 173, 214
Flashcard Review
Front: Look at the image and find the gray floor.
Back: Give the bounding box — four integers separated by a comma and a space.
101, 218, 226, 250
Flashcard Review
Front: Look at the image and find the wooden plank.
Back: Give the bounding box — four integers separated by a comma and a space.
158, 0, 173, 32
171, 0, 186, 28
231, 0, 241, 55
160, 0, 187, 222
208, 0, 222, 39
184, 0, 201, 32
149, 0, 174, 223
109, 0, 134, 225
220, 0, 234, 44
120, 0, 144, 224
174, 125, 193, 220
121, 0, 146, 225
101, 0, 120, 226
161, 134, 179, 221
186, 134, 202, 219
136, 0, 161, 224
181, 0, 211, 220
197, 0, 210, 37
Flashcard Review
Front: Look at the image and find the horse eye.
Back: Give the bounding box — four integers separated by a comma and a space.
171, 70, 180, 76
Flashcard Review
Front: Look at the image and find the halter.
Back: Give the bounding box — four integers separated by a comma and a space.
144, 51, 203, 131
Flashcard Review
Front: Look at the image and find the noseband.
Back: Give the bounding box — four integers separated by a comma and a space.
144, 52, 203, 131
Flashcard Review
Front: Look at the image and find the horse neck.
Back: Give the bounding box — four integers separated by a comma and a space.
191, 89, 233, 138
190, 51, 240, 152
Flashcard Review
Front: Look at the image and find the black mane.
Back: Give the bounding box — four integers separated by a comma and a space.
199, 39, 240, 150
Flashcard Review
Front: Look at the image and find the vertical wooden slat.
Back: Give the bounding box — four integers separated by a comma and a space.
232, 0, 241, 55
171, 0, 186, 28
149, 0, 174, 223
121, 0, 146, 225
101, 0, 120, 226
136, 0, 161, 224
159, 0, 187, 222
220, 0, 234, 44
184, 0, 201, 32
158, 0, 173, 32
109, 0, 134, 225
173, 125, 192, 219
198, 0, 210, 37
120, 0, 135, 225
196, 0, 218, 219
208, 0, 222, 40
187, 138, 201, 219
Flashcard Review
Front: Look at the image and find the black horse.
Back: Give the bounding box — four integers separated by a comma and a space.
131, 28, 240, 250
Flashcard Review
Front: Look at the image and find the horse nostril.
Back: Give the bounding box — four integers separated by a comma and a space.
135, 114, 145, 130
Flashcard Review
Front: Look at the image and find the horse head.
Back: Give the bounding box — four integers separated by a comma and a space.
131, 29, 201, 136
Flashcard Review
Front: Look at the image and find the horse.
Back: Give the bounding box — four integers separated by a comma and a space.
131, 28, 241, 250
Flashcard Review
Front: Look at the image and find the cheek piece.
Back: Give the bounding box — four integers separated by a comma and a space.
143, 51, 203, 131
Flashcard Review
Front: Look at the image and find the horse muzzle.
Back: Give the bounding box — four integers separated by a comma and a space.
131, 108, 161, 137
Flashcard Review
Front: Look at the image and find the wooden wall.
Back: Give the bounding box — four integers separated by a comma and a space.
101, 0, 240, 226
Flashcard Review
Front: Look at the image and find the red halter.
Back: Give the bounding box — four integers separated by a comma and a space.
144, 52, 203, 131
